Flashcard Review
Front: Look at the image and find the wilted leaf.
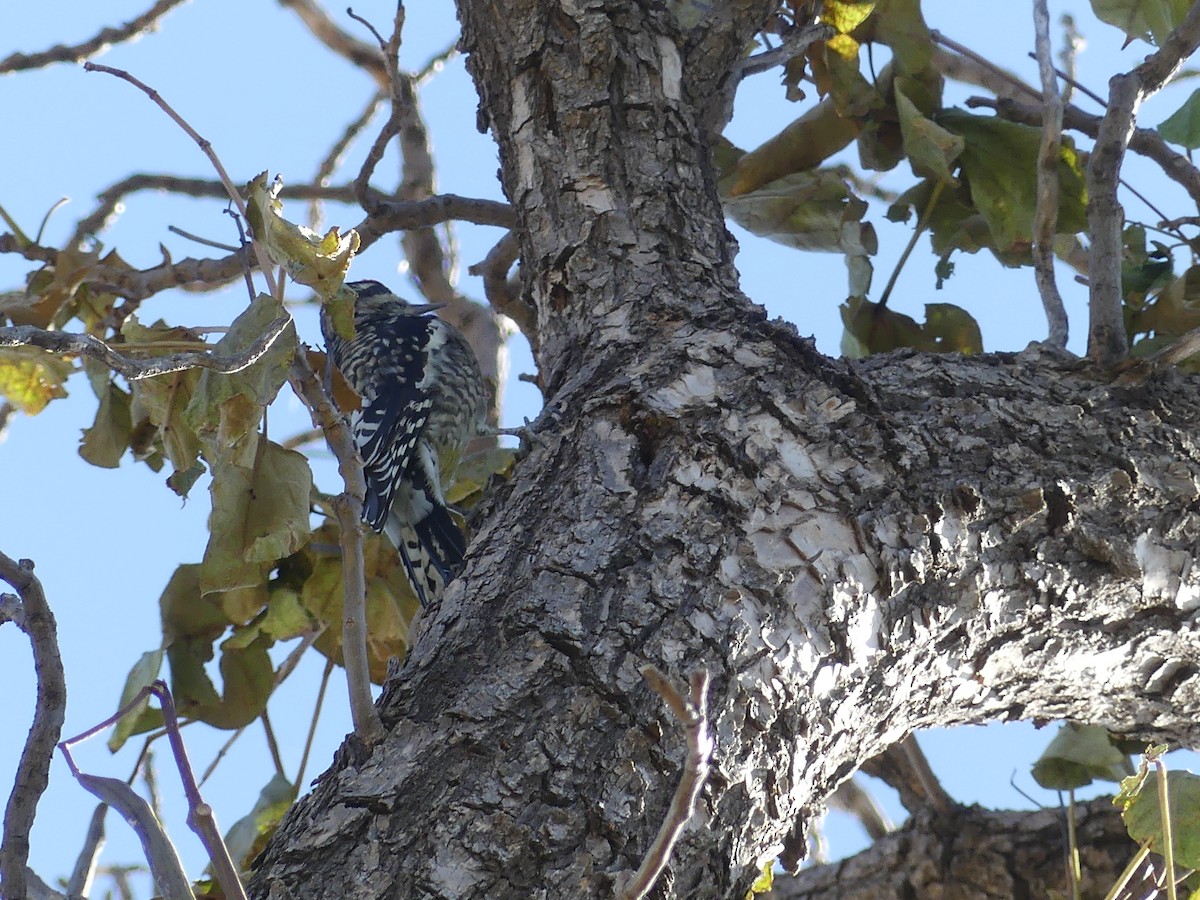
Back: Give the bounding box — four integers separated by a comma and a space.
185, 293, 297, 456
107, 649, 164, 752
261, 587, 314, 641
1158, 88, 1200, 148
447, 446, 518, 506
1091, 0, 1191, 45
306, 348, 361, 414
841, 298, 982, 356
79, 380, 132, 468
0, 346, 71, 414
124, 317, 204, 477
159, 564, 230, 645
199, 439, 312, 605
302, 530, 419, 682
1032, 722, 1133, 789
195, 633, 274, 729
245, 171, 359, 299
1118, 769, 1200, 868
722, 170, 874, 254
70, 773, 192, 899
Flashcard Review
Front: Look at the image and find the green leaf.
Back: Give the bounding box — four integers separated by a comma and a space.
1032, 723, 1133, 790
871, 0, 933, 74
0, 346, 71, 414
124, 318, 204, 479
220, 773, 296, 871
159, 564, 230, 645
895, 86, 963, 182
1119, 769, 1200, 868
823, 0, 876, 34
79, 380, 132, 468
107, 649, 164, 752
1158, 88, 1200, 148
939, 110, 1088, 252
1090, 0, 1191, 45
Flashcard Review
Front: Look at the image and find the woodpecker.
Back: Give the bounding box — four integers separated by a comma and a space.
321, 280, 487, 607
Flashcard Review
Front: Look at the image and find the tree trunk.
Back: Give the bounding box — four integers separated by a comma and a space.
250, 3, 1200, 896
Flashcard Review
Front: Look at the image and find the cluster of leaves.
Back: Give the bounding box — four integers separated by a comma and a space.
716, 0, 1200, 359
1033, 724, 1200, 891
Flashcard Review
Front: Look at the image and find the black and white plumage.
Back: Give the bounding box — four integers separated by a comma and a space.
321, 280, 487, 607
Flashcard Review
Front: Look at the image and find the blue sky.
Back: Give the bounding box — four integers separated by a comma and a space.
2, 1, 1196, 893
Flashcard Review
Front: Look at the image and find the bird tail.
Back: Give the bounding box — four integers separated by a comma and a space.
383, 486, 467, 608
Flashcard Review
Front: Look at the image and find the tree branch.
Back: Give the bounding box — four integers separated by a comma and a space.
0, 554, 66, 900
0, 318, 293, 380
0, 0, 188, 74
1031, 0, 1068, 348
619, 668, 713, 900
1086, 4, 1200, 364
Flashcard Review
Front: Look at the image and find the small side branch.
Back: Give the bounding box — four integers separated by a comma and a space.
0, 554, 66, 900
619, 668, 713, 900
286, 352, 384, 745
0, 317, 292, 380
0, 0, 188, 74
1032, 0, 1068, 348
1085, 3, 1200, 364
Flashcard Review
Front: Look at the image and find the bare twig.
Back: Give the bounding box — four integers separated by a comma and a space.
0, 0, 188, 74
930, 31, 1041, 103
414, 42, 459, 84
356, 195, 515, 249
1058, 14, 1086, 105
310, 92, 386, 229
735, 23, 832, 78
469, 231, 534, 339
0, 401, 15, 445
1032, 0, 1068, 348
278, 0, 387, 88
82, 62, 279, 298
0, 317, 292, 380
296, 658, 336, 790
619, 667, 713, 900
0, 553, 66, 900
287, 351, 384, 745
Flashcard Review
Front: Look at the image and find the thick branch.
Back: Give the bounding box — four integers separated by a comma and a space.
772, 800, 1150, 899
0, 555, 65, 900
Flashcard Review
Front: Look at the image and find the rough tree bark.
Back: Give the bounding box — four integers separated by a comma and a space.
250, 2, 1200, 897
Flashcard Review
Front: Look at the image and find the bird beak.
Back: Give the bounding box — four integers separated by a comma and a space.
411, 303, 446, 314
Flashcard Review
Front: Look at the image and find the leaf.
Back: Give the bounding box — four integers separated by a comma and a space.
939, 110, 1088, 252
244, 171, 359, 299
173, 632, 274, 730
840, 299, 982, 356
870, 0, 933, 74
199, 439, 312, 605
219, 773, 296, 871
79, 380, 132, 468
1090, 0, 1191, 45
1119, 769, 1200, 868
0, 346, 71, 414
159, 564, 230, 645
1158, 88, 1200, 148
446, 446, 518, 506
107, 649, 165, 752
722, 170, 875, 255
823, 0, 876, 34
1031, 722, 1133, 789
895, 86, 963, 182
124, 317, 204, 478
184, 292, 297, 457
302, 529, 419, 682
